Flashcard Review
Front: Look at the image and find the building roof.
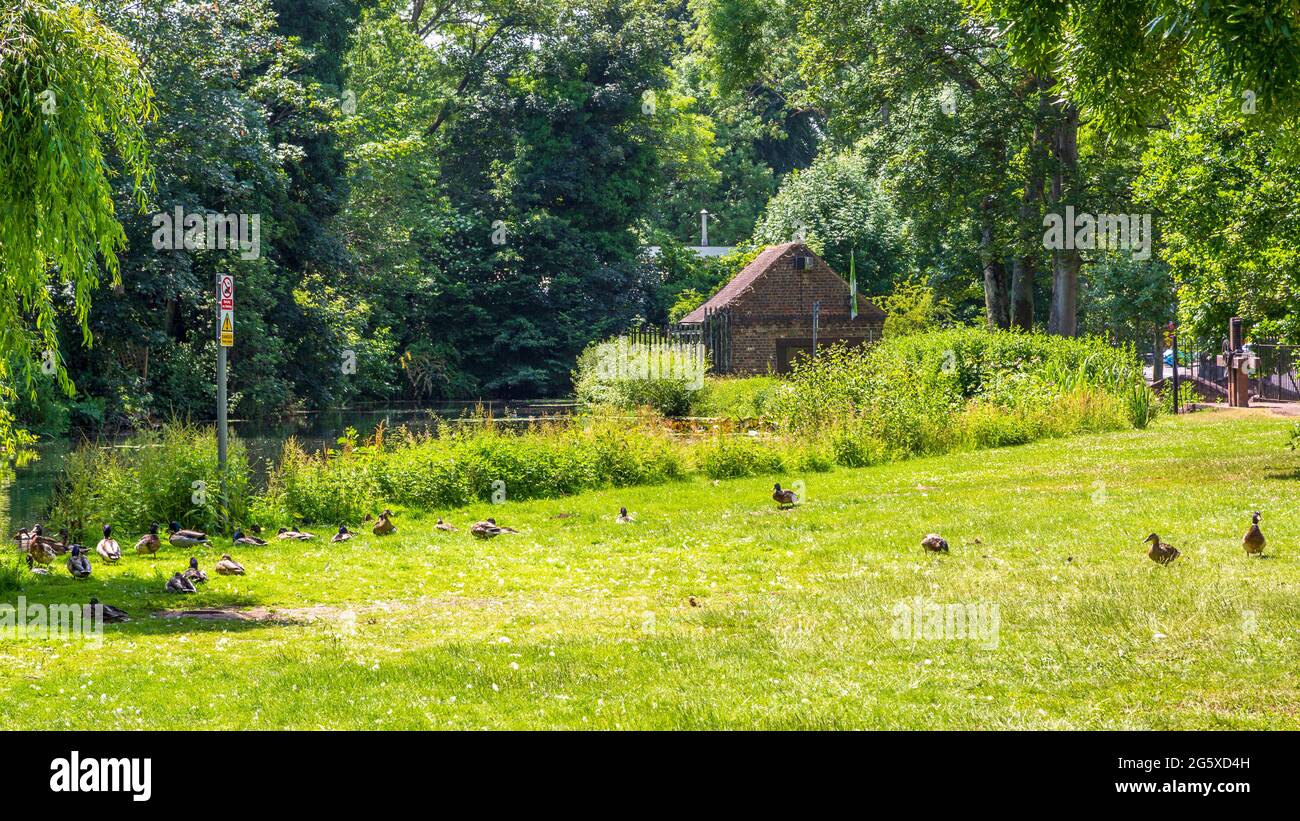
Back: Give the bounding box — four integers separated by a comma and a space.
678, 243, 796, 324
679, 242, 877, 324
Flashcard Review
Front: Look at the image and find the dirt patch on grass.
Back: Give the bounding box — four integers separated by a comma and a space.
154, 604, 351, 623
155, 607, 290, 623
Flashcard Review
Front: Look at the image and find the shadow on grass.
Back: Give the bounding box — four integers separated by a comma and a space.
1, 564, 287, 636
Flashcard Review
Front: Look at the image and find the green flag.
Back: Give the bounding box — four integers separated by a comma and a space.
849, 248, 859, 320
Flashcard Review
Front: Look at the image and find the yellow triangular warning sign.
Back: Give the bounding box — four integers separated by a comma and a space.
222, 315, 233, 332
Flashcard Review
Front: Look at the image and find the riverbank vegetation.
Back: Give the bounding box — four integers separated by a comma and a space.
45, 329, 1156, 539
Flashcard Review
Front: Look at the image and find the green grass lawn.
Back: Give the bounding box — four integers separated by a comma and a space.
3, 411, 1298, 729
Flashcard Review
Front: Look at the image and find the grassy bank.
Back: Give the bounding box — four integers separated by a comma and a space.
2, 411, 1298, 729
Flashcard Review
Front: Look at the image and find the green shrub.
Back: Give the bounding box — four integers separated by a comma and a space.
573, 336, 706, 416
827, 422, 890, 467
260, 435, 379, 525
46, 331, 1151, 527
48, 422, 252, 540
766, 328, 1142, 455
1125, 383, 1159, 429
691, 376, 782, 418
695, 435, 786, 479
0, 557, 25, 596
959, 402, 1036, 449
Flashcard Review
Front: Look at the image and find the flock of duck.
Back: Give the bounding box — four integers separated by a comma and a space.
10, 484, 1271, 624
10, 505, 581, 623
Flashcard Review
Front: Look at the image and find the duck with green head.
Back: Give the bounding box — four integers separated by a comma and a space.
233, 529, 267, 546
66, 545, 92, 579
96, 524, 122, 563
168, 521, 210, 548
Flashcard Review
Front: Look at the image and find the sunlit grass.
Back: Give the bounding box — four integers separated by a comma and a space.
1, 410, 1297, 729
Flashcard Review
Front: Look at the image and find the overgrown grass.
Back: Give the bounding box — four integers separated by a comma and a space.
256, 415, 689, 524
46, 330, 1153, 530
690, 376, 783, 418
47, 422, 252, 541
2, 412, 1297, 729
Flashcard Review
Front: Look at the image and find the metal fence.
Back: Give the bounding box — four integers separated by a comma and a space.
1251, 343, 1300, 400
1154, 342, 1300, 401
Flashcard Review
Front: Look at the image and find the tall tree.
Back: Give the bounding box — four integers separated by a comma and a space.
0, 0, 153, 449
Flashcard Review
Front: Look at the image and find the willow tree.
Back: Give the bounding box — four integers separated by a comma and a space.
0, 0, 153, 452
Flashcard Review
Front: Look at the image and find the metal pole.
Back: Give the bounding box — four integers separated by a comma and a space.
1170, 330, 1180, 415
216, 287, 228, 534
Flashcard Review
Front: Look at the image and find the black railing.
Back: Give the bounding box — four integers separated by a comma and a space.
1250, 343, 1300, 400
1150, 341, 1300, 402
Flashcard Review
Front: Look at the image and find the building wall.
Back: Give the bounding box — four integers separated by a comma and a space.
723, 249, 884, 374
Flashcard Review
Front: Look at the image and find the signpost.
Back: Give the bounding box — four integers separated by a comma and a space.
216, 274, 233, 531
1166, 321, 1180, 414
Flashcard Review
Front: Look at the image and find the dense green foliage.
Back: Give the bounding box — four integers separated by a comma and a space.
766, 329, 1143, 452
0, 0, 153, 450
8, 0, 1300, 445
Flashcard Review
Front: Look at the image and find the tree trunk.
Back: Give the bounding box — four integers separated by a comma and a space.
980, 196, 1010, 329
1048, 103, 1080, 336
1010, 178, 1040, 330
1010, 80, 1051, 331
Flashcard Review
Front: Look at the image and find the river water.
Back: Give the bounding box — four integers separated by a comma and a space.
1, 400, 576, 534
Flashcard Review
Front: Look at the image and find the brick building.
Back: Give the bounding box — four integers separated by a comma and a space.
677, 243, 885, 374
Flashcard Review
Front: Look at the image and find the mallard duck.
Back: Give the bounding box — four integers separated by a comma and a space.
277, 526, 316, 541
215, 554, 245, 575
372, 510, 396, 536
435, 518, 457, 532
134, 523, 162, 556
66, 545, 92, 579
83, 597, 129, 624
470, 518, 518, 539
331, 525, 353, 543
23, 528, 59, 566
616, 507, 633, 524
168, 521, 210, 548
1243, 511, 1265, 556
772, 483, 798, 509
921, 534, 950, 554
14, 527, 33, 555
96, 524, 122, 563
183, 557, 208, 584
233, 529, 268, 546
32, 525, 70, 556
1144, 533, 1180, 565
166, 572, 197, 593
